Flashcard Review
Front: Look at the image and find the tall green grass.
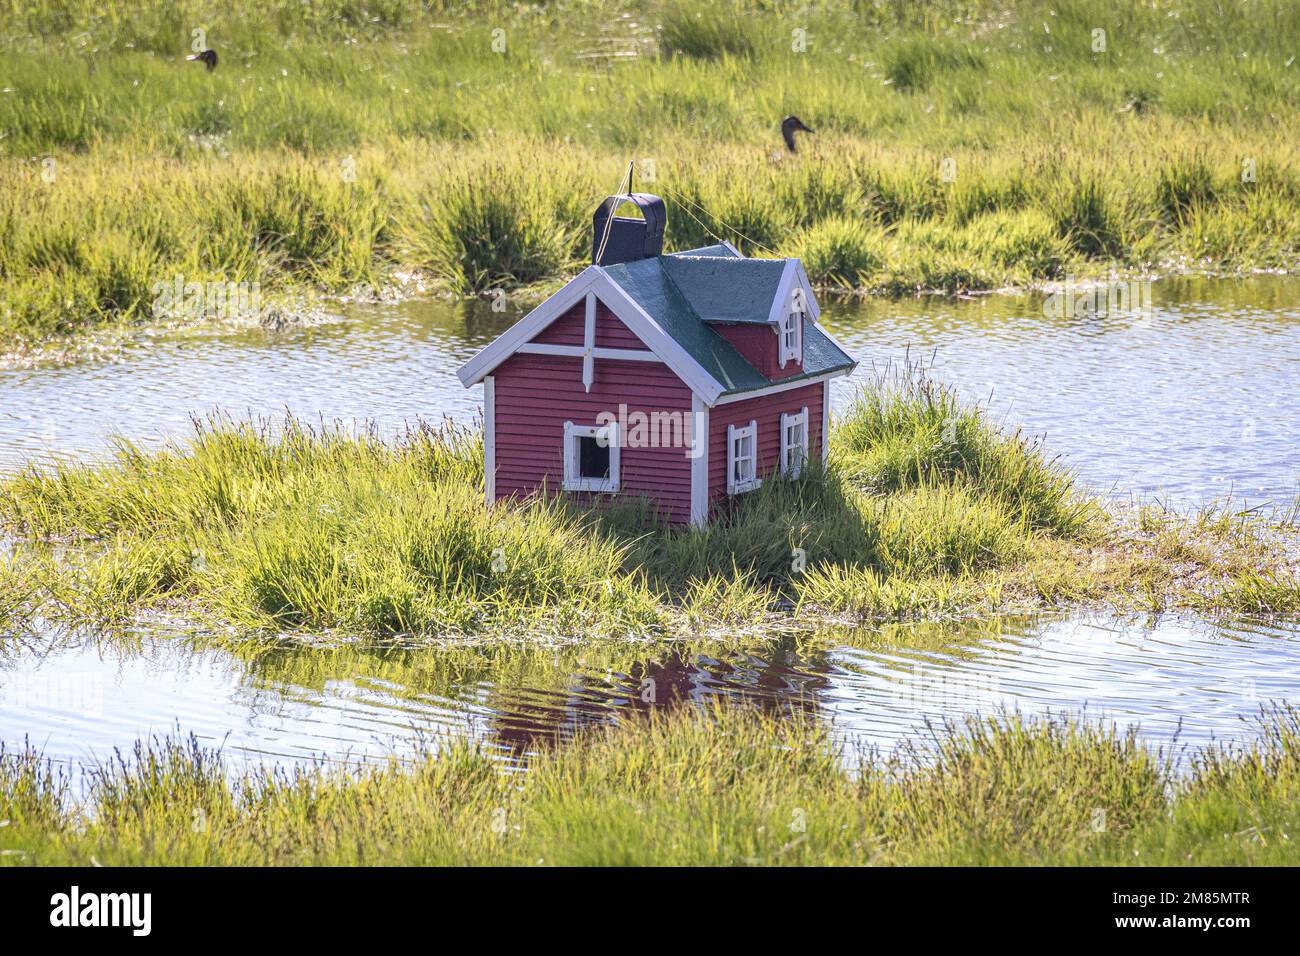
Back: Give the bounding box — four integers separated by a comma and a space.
4, 704, 1299, 865
833, 361, 1093, 535
0, 417, 666, 637
659, 1, 754, 61
883, 35, 985, 93
2, 0, 1299, 346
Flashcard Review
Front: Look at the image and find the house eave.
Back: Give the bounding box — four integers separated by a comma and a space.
713, 364, 855, 405
767, 259, 820, 325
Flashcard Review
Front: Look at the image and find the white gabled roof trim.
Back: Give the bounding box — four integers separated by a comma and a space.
457, 267, 601, 388
767, 259, 821, 326
457, 266, 728, 406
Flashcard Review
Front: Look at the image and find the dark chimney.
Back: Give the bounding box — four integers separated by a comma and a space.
592, 193, 666, 265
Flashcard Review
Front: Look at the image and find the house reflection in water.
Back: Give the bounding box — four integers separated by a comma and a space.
483, 644, 836, 758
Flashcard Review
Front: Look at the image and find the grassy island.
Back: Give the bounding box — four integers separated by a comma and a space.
3, 366, 1296, 639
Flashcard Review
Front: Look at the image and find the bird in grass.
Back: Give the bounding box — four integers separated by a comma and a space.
187, 49, 218, 71
781, 115, 814, 153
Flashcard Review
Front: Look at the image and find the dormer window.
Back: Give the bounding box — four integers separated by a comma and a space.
779, 309, 803, 366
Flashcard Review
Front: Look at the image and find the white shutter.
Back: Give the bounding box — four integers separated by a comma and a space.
727, 419, 761, 494
780, 407, 810, 477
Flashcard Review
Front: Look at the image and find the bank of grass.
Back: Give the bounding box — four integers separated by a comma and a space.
3, 366, 1297, 639
3, 0, 1300, 348
3, 703, 1299, 865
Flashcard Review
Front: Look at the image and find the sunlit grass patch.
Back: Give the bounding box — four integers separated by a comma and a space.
795, 564, 1005, 621
0, 552, 41, 629
833, 361, 1096, 536
785, 217, 889, 287
394, 163, 584, 293
1197, 569, 1300, 616
882, 34, 985, 93
658, 1, 755, 61
5, 704, 1300, 865
2, 416, 665, 638
207, 477, 664, 636
0, 741, 67, 837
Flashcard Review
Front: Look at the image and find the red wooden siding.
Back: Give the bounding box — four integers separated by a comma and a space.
492, 301, 694, 523
707, 381, 825, 507
713, 323, 802, 380
529, 303, 585, 345
594, 302, 647, 349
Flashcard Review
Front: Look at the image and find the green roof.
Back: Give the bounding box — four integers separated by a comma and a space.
660, 255, 788, 325
600, 251, 856, 397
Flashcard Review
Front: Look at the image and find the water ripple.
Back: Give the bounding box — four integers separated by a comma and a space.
1, 612, 1296, 774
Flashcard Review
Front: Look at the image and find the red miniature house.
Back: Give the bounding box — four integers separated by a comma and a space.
457, 193, 858, 526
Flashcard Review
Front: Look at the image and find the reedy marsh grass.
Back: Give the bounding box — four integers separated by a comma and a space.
2, 364, 1296, 640
3, 0, 1300, 348
4, 703, 1300, 865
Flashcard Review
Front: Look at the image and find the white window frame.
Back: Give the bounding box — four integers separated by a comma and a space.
780, 407, 809, 478
562, 420, 620, 493
778, 309, 803, 367
726, 419, 761, 495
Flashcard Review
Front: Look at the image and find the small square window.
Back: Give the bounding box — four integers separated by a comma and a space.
563, 421, 619, 493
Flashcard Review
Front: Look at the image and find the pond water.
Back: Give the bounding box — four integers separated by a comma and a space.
2, 275, 1299, 771
3, 275, 1298, 507
3, 612, 1296, 773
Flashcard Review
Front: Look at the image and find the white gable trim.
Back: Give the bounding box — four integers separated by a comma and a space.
456, 266, 728, 405
457, 267, 600, 388
581, 291, 596, 392
587, 269, 727, 404
518, 343, 661, 362
767, 259, 821, 326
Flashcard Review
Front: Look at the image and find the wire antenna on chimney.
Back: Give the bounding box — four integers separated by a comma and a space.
594, 160, 635, 267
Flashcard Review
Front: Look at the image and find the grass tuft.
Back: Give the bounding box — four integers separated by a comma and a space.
659, 2, 755, 61
883, 35, 985, 93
